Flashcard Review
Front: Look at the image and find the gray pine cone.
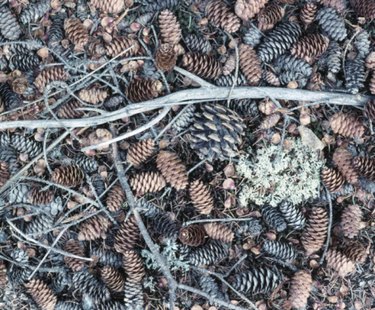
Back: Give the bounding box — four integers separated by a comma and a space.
55, 301, 82, 310
136, 199, 162, 218
91, 174, 106, 197
318, 41, 342, 74
261, 205, 287, 232
199, 275, 227, 303
275, 55, 312, 87
19, 0, 51, 24
142, 0, 179, 12
189, 240, 229, 266
0, 6, 21, 40
104, 95, 124, 111
316, 7, 347, 41
0, 83, 23, 109
72, 269, 111, 302
10, 135, 42, 158
73, 155, 98, 174
353, 30, 370, 59
153, 213, 180, 238
222, 99, 259, 118
0, 133, 10, 147
184, 34, 212, 54
171, 104, 196, 133
215, 73, 248, 87
124, 280, 144, 309
345, 57, 365, 94
90, 248, 123, 269
278, 201, 305, 230
26, 214, 54, 235
262, 240, 297, 261
236, 218, 263, 237
48, 13, 66, 45
243, 25, 262, 47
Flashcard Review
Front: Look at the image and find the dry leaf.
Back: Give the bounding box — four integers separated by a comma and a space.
223, 178, 236, 190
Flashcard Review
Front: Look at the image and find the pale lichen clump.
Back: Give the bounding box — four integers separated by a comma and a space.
237, 139, 323, 207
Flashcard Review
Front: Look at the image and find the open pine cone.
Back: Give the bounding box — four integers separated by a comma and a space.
326, 248, 355, 277
156, 151, 188, 190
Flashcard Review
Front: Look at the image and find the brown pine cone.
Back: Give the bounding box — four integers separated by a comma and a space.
122, 250, 145, 282
126, 78, 163, 103
365, 52, 375, 70
25, 279, 57, 310
204, 223, 234, 243
333, 147, 359, 184
105, 36, 141, 58
51, 165, 84, 187
288, 270, 312, 310
77, 215, 111, 241
329, 112, 365, 139
342, 241, 368, 263
114, 215, 140, 253
321, 167, 345, 192
189, 180, 214, 215
28, 187, 54, 206
239, 44, 262, 85
130, 171, 166, 196
370, 71, 375, 95
349, 0, 375, 21
158, 10, 181, 45
64, 18, 89, 51
127, 139, 156, 167
326, 248, 355, 277
63, 239, 86, 272
0, 161, 9, 187
179, 224, 207, 247
300, 2, 318, 27
258, 3, 285, 31
106, 184, 125, 212
341, 205, 365, 238
264, 70, 281, 86
234, 0, 269, 21
182, 53, 223, 80
56, 100, 84, 119
101, 266, 125, 292
259, 113, 281, 130
155, 43, 177, 72
90, 0, 126, 14
0, 260, 6, 289
301, 207, 328, 255
291, 33, 330, 64
78, 87, 109, 105
206, 0, 241, 32
353, 156, 375, 180
156, 151, 189, 190
34, 67, 69, 93
364, 99, 375, 121
318, 0, 347, 13
307, 69, 325, 91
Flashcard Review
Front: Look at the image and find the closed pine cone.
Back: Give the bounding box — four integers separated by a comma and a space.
78, 87, 109, 105
56, 100, 84, 119
326, 248, 355, 277
330, 112, 365, 138
25, 279, 57, 310
235, 0, 269, 21
77, 215, 111, 241
259, 113, 281, 130
370, 71, 375, 95
366, 52, 375, 70
28, 188, 54, 206
126, 139, 156, 167
341, 205, 365, 238
332, 147, 359, 184
258, 3, 285, 31
0, 161, 9, 187
158, 10, 181, 45
63, 239, 86, 272
106, 184, 125, 212
264, 70, 281, 86
155, 43, 177, 72
204, 223, 234, 243
105, 36, 141, 58
123, 250, 145, 282
101, 266, 125, 292
321, 167, 345, 192
364, 99, 375, 122
51, 165, 84, 187
126, 79, 163, 103
317, 0, 347, 13
189, 180, 214, 215
0, 260, 6, 288
239, 44, 262, 85
64, 18, 89, 51
179, 225, 207, 247
353, 156, 375, 180
350, 0, 375, 21
300, 2, 318, 27
301, 207, 328, 255
343, 241, 368, 263
114, 216, 140, 253
182, 53, 223, 80
90, 0, 125, 14
130, 171, 166, 196
206, 0, 241, 33
156, 151, 188, 190
291, 33, 330, 64
288, 270, 312, 310
34, 67, 69, 93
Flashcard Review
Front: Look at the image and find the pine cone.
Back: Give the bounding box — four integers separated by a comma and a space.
73, 155, 98, 174
189, 240, 229, 266
364, 99, 375, 121
189, 180, 214, 215
101, 266, 125, 292
291, 34, 330, 64
19, 0, 50, 24
114, 216, 140, 253
204, 223, 234, 243
259, 113, 281, 129
198, 275, 226, 301
370, 71, 375, 95
321, 167, 345, 192
106, 184, 125, 212
288, 270, 313, 310
124, 279, 144, 308
345, 57, 366, 94
10, 135, 42, 158
189, 104, 245, 161
184, 34, 212, 54
90, 0, 126, 14
48, 12, 65, 45
278, 201, 306, 230
179, 225, 207, 247
0, 260, 6, 289
72, 270, 110, 301
126, 78, 163, 102
350, 0, 375, 21
155, 43, 177, 72
275, 55, 312, 87
123, 250, 145, 282
333, 147, 359, 184
51, 165, 85, 187
341, 205, 364, 238
105, 36, 141, 58
215, 72, 248, 87
206, 0, 241, 33
261, 205, 287, 232
342, 241, 368, 263
316, 7, 347, 41
318, 0, 347, 13
172, 104, 196, 133
28, 187, 54, 206
63, 239, 86, 272
130, 171, 166, 196
329, 112, 365, 139
24, 279, 57, 310
319, 41, 342, 74
326, 248, 355, 277
354, 30, 370, 59
91, 248, 123, 269
264, 70, 281, 86
153, 212, 180, 238
0, 161, 9, 187
300, 2, 318, 27
234, 0, 269, 21
0, 6, 21, 40
126, 139, 156, 167
353, 156, 375, 180
142, 0, 179, 12
366, 52, 375, 70
301, 207, 328, 255
243, 25, 262, 47
64, 18, 89, 51
258, 3, 285, 31
56, 100, 84, 119
9, 51, 40, 72
181, 53, 223, 80
156, 151, 188, 190
239, 44, 262, 85
78, 87, 108, 105
262, 240, 297, 260
222, 53, 236, 76
78, 215, 111, 241
158, 10, 181, 45
34, 67, 69, 93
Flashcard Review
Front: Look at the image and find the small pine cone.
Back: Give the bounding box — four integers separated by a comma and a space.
370, 71, 375, 95
153, 212, 180, 238
258, 3, 285, 31
158, 10, 181, 45
63, 239, 86, 272
301, 207, 328, 255
182, 53, 223, 80
90, 0, 125, 14
307, 69, 325, 91
56, 100, 84, 119
19, 0, 50, 24
364, 99, 375, 121
350, 0, 375, 21
156, 151, 188, 190
101, 266, 125, 292
204, 223, 234, 243
199, 275, 226, 301
262, 240, 297, 261
10, 135, 42, 158
231, 267, 281, 294
25, 279, 57, 310
78, 87, 108, 105
366, 52, 375, 70
91, 248, 123, 269
243, 25, 262, 47
300, 2, 318, 27
189, 240, 229, 266
258, 21, 302, 63
155, 43, 177, 72
234, 0, 269, 21
190, 180, 214, 215
318, 0, 347, 13
126, 78, 163, 103
0, 260, 7, 289
326, 248, 355, 277
126, 139, 156, 167
354, 30, 370, 59
215, 72, 248, 87
72, 270, 110, 301
64, 18, 89, 51
259, 113, 281, 130
333, 147, 359, 185
105, 36, 141, 58
77, 215, 111, 241
51, 165, 85, 187
319, 41, 342, 74
114, 216, 140, 253
341, 205, 364, 238
48, 13, 65, 45
106, 184, 125, 212
321, 167, 345, 192
261, 205, 287, 232
172, 105, 196, 133
288, 270, 313, 310
353, 156, 375, 180
275, 55, 312, 87
239, 44, 262, 85
9, 52, 40, 72
278, 201, 305, 230
345, 57, 366, 94
55, 302, 82, 310
0, 161, 9, 187
130, 171, 166, 196
342, 241, 368, 263
73, 155, 98, 174
316, 8, 347, 41
264, 70, 281, 86
184, 34, 212, 54
0, 6, 21, 40
28, 188, 54, 206
34, 67, 69, 93
206, 0, 241, 33
329, 112, 365, 139
291, 34, 330, 64
179, 224, 207, 247
223, 53, 236, 76
123, 250, 145, 282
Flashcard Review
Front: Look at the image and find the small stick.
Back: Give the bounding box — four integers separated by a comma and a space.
320, 187, 333, 265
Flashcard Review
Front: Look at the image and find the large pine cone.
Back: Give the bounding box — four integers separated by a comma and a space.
329, 112, 365, 139
51, 165, 85, 187
353, 156, 375, 180
129, 171, 166, 196
105, 36, 141, 58
106, 184, 126, 212
155, 43, 177, 72
0, 161, 9, 187
257, 3, 285, 31
24, 279, 57, 310
189, 180, 214, 215
204, 223, 234, 243
63, 239, 86, 272
126, 79, 163, 102
350, 0, 375, 21
300, 2, 318, 27
127, 139, 156, 167
158, 10, 181, 45
288, 270, 313, 310
326, 248, 355, 277
181, 53, 223, 80
342, 241, 368, 263
123, 250, 145, 283
291, 34, 330, 64
34, 67, 69, 93
64, 18, 89, 51
239, 44, 262, 85
114, 216, 140, 253
301, 207, 328, 255
316, 7, 347, 41
321, 167, 345, 192
235, 0, 269, 21
101, 266, 125, 292
0, 6, 21, 40
341, 205, 364, 238
156, 151, 188, 190
90, 0, 126, 14
78, 215, 111, 241
189, 104, 245, 161
179, 224, 207, 247
206, 0, 241, 33
332, 147, 359, 185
